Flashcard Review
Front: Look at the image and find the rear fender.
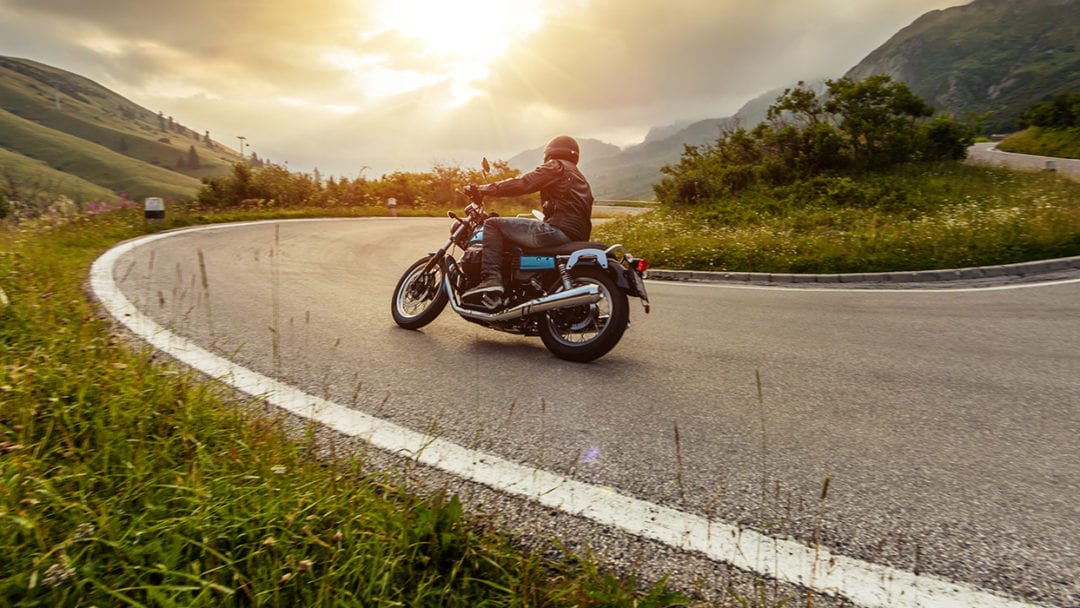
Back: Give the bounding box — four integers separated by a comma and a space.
565, 252, 642, 297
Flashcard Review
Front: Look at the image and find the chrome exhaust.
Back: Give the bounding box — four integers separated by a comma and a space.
445, 277, 601, 322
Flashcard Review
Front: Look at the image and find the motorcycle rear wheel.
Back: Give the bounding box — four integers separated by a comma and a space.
391, 255, 449, 329
538, 266, 629, 362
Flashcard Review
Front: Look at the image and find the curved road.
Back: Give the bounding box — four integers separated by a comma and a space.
968, 142, 1080, 180
96, 218, 1079, 607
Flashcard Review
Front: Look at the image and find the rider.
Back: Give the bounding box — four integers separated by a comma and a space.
462, 135, 594, 306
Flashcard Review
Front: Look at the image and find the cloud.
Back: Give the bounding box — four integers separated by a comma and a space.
0, 0, 964, 176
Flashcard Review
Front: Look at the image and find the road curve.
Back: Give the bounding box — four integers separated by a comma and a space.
93, 218, 1079, 607
967, 142, 1080, 180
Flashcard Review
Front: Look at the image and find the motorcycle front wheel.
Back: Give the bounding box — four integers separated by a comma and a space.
538, 266, 629, 362
391, 255, 449, 329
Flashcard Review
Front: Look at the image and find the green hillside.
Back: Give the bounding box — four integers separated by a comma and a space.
0, 107, 201, 200
0, 55, 240, 206
845, 0, 1080, 134
0, 146, 117, 204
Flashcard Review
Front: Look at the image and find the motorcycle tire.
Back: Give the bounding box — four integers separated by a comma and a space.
538, 266, 629, 362
391, 255, 449, 330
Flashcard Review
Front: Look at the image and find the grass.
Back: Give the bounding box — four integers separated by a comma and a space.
0, 209, 691, 606
0, 146, 117, 206
594, 162, 1080, 273
996, 127, 1080, 160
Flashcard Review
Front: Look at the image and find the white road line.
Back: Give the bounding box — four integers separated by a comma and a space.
90, 224, 1049, 608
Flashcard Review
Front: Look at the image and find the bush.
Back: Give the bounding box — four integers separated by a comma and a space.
196, 160, 526, 209
656, 76, 978, 206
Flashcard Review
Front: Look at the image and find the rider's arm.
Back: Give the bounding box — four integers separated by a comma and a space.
480, 160, 563, 197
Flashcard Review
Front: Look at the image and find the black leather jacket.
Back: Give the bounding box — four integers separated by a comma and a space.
483, 159, 594, 241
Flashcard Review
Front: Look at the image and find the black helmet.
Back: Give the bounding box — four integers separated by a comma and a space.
544, 135, 580, 164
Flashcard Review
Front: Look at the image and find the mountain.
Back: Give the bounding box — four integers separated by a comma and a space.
555, 89, 787, 200
0, 56, 240, 204
552, 0, 1079, 198
845, 0, 1080, 134
507, 138, 621, 174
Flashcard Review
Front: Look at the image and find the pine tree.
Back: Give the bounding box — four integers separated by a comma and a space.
188, 145, 201, 169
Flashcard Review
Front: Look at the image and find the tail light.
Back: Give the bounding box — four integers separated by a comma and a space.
633, 258, 648, 273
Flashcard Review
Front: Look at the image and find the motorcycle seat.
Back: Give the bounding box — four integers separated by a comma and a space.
521, 241, 608, 256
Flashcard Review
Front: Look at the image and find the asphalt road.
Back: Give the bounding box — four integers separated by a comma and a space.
106, 218, 1079, 607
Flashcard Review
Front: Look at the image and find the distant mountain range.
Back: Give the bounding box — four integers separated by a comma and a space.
0, 56, 241, 204
516, 0, 1079, 199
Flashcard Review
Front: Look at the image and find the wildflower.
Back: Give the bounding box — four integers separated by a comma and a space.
270, 465, 286, 475
331, 530, 344, 543
261, 536, 276, 548
278, 572, 293, 584
42, 562, 75, 588
298, 559, 313, 573
73, 523, 95, 541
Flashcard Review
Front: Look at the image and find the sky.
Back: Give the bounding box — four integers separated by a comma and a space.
0, 0, 965, 178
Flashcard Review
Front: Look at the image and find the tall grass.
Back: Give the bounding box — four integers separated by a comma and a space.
594, 162, 1080, 273
0, 210, 687, 606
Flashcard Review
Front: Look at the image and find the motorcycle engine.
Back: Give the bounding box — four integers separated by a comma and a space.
459, 244, 484, 289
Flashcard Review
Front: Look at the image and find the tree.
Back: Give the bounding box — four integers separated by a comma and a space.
187, 145, 201, 169
0, 189, 10, 220
823, 75, 934, 170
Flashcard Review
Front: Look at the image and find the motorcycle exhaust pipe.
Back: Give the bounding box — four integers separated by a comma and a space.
446, 281, 601, 322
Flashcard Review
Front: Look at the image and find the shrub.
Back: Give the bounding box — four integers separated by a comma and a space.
656, 76, 978, 206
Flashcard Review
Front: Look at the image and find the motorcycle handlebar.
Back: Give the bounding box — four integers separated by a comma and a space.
458, 185, 485, 205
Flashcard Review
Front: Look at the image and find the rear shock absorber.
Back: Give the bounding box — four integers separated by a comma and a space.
557, 261, 574, 291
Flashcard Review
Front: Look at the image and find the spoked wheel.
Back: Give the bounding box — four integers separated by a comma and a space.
538, 266, 629, 362
391, 255, 449, 329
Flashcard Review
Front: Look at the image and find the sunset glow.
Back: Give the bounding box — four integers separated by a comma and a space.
374, 0, 544, 103
0, 0, 965, 176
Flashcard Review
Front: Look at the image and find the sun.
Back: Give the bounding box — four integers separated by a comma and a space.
374, 0, 543, 103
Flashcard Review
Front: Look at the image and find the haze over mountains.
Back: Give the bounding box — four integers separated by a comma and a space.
531, 0, 1079, 199
1, 0, 1077, 204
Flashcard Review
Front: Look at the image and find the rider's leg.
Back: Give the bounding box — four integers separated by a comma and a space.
464, 218, 570, 302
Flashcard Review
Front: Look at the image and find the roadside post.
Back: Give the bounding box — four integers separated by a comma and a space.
144, 197, 165, 224
387, 197, 397, 217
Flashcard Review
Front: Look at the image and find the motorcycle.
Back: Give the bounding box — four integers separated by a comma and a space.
390, 180, 650, 362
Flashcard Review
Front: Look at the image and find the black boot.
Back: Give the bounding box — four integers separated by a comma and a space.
462, 276, 503, 308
